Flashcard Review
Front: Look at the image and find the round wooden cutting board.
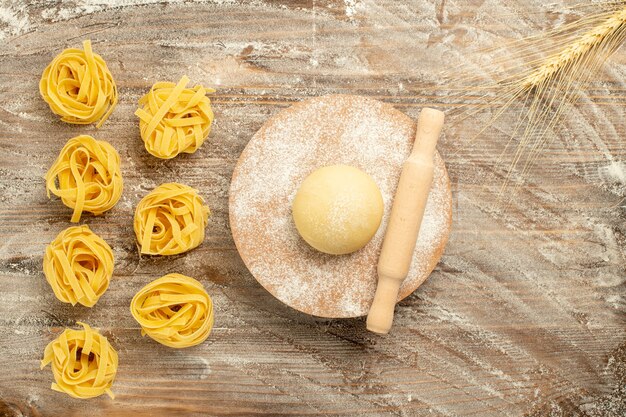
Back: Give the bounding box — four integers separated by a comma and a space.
229, 95, 452, 318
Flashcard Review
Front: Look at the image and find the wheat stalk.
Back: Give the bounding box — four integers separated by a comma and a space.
448, 4, 626, 202
524, 7, 626, 88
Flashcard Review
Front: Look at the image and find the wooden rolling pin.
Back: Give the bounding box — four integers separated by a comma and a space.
366, 108, 445, 334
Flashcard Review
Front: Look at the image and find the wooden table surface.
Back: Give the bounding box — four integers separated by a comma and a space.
0, 1, 624, 416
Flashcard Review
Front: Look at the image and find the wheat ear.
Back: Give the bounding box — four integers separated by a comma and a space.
448, 5, 626, 202
524, 7, 626, 88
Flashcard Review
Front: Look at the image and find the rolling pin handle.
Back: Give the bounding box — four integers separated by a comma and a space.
366, 275, 402, 334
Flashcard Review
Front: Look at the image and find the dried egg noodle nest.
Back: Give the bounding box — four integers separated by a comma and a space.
40, 322, 118, 399
45, 135, 123, 223
43, 225, 113, 307
130, 273, 214, 348
40, 40, 117, 128
135, 75, 215, 159
229, 95, 452, 318
134, 183, 210, 255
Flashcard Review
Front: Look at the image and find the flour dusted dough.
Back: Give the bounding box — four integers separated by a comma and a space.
292, 165, 383, 255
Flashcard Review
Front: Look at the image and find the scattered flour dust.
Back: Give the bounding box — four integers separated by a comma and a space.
601, 161, 626, 184
0, 0, 240, 37
344, 0, 359, 19
229, 95, 452, 318
0, 5, 30, 40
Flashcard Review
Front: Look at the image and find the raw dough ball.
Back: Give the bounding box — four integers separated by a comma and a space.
292, 164, 384, 255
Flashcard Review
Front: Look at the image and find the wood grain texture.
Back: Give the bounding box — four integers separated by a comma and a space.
0, 0, 624, 416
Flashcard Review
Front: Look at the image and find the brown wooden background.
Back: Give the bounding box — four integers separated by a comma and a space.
0, 1, 624, 416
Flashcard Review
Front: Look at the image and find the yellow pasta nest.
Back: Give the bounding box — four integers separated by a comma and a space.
135, 75, 215, 159
130, 274, 215, 348
45, 135, 123, 223
43, 225, 113, 307
41, 322, 118, 399
40, 40, 118, 128
134, 183, 210, 255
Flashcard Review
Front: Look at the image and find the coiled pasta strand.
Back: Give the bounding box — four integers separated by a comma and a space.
40, 40, 118, 128
130, 274, 214, 348
40, 322, 118, 399
45, 135, 123, 223
134, 183, 209, 255
135, 75, 215, 159
43, 225, 114, 307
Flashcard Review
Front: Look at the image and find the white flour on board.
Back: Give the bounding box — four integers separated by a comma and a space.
229, 95, 451, 317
